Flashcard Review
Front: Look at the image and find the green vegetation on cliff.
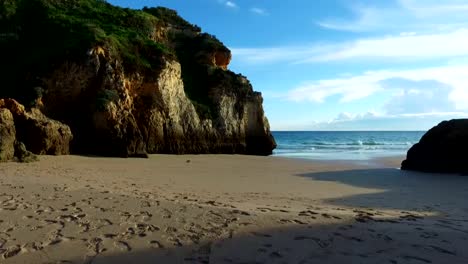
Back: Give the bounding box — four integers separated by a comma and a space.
0, 0, 237, 118
1, 0, 170, 99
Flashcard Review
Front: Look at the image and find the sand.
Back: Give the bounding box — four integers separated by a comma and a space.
0, 155, 467, 263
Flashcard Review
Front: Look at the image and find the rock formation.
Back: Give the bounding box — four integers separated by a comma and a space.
401, 119, 468, 174
0, 99, 72, 161
0, 1, 276, 158
0, 108, 16, 161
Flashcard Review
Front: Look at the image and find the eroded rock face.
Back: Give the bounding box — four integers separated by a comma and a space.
0, 109, 16, 161
196, 49, 232, 70
1, 3, 275, 158
401, 119, 468, 174
0, 99, 73, 156
41, 46, 275, 157
16, 109, 73, 155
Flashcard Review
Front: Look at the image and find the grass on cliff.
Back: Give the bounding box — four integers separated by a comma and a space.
1, 0, 174, 101
9, 0, 174, 68
0, 0, 234, 120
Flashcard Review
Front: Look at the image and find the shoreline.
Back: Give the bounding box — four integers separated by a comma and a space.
270, 153, 406, 168
1, 154, 467, 263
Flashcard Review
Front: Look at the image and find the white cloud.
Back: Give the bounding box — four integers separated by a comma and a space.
231, 44, 340, 64
225, 1, 237, 8
217, 0, 238, 9
250, 7, 268, 16
317, 0, 468, 32
287, 73, 381, 103
308, 29, 468, 63
380, 79, 456, 114
317, 7, 407, 32
302, 111, 468, 131
285, 64, 468, 111
231, 29, 468, 64
399, 0, 468, 15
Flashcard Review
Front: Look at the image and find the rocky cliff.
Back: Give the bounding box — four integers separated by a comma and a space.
0, 0, 276, 158
401, 119, 468, 174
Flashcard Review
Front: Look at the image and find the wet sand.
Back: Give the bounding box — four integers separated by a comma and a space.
0, 155, 467, 263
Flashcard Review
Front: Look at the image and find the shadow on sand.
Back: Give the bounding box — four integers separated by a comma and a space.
296, 168, 468, 212
56, 169, 468, 264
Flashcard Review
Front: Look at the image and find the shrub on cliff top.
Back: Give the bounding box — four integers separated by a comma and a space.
142, 6, 201, 32
0, 0, 172, 100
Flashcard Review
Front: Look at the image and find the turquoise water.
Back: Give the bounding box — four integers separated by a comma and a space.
272, 131, 425, 160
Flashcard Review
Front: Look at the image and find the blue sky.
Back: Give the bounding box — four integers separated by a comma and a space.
108, 0, 468, 130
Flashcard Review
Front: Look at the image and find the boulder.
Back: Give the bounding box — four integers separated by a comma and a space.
16, 109, 73, 155
0, 109, 16, 161
14, 141, 38, 163
0, 99, 73, 155
401, 119, 468, 174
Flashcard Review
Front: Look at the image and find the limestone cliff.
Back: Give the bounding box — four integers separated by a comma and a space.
0, 0, 276, 157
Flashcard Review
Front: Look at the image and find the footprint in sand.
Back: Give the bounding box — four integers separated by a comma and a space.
22, 242, 43, 253
167, 237, 183, 247
374, 233, 393, 242
269, 251, 283, 258
231, 209, 250, 216
251, 232, 272, 238
412, 244, 456, 256
114, 241, 131, 251
321, 213, 341, 219
102, 233, 117, 239
136, 223, 160, 233
338, 225, 354, 231
140, 201, 151, 208
0, 238, 6, 248
95, 218, 113, 229
333, 232, 363, 242
162, 209, 172, 219
149, 240, 164, 248
138, 211, 153, 221
257, 207, 290, 213
298, 210, 318, 217
87, 237, 105, 254
400, 214, 423, 221
294, 236, 330, 248
2, 245, 21, 259
45, 238, 63, 246
355, 214, 374, 223
420, 231, 438, 239
293, 219, 308, 225
402, 255, 432, 263
79, 222, 90, 233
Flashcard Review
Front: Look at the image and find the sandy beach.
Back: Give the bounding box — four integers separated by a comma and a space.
0, 155, 467, 263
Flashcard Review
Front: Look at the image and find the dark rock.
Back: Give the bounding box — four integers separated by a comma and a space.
401, 119, 468, 174
14, 141, 38, 163
15, 109, 73, 155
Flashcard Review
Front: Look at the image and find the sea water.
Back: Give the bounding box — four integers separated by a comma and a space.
272, 131, 425, 160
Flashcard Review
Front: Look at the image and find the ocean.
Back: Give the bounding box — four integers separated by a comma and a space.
272, 131, 426, 160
